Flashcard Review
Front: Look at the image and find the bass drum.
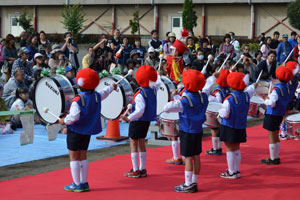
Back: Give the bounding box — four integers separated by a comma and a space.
33, 74, 78, 124
157, 76, 176, 115
96, 74, 134, 120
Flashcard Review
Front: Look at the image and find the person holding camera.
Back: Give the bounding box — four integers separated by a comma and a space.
49, 44, 66, 74
60, 32, 80, 70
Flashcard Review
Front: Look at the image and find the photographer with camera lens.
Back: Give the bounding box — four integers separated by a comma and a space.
60, 32, 80, 71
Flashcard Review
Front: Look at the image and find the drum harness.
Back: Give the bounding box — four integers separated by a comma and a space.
181, 91, 204, 108
227, 92, 249, 105
76, 93, 99, 107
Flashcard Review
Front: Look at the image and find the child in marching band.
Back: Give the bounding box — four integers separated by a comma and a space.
206, 69, 231, 155
122, 65, 161, 178
164, 69, 218, 193
218, 72, 257, 179
59, 68, 117, 192
261, 66, 296, 165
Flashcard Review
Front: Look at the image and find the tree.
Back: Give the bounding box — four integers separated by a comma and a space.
287, 0, 300, 30
16, 7, 34, 33
182, 0, 198, 36
61, 4, 86, 37
129, 11, 140, 35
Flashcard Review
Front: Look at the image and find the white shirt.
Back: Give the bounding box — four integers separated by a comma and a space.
64, 86, 114, 125
208, 91, 223, 103
218, 85, 255, 119
163, 76, 217, 113
10, 98, 33, 111
264, 89, 279, 108
127, 76, 162, 122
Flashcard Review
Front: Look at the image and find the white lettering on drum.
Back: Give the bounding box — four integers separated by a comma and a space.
45, 81, 59, 95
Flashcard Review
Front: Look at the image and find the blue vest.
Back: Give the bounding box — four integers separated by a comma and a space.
221, 91, 250, 129
266, 82, 290, 116
131, 87, 157, 121
179, 90, 208, 133
68, 91, 102, 135
214, 86, 230, 102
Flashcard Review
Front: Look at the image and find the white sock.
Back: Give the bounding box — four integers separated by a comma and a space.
192, 174, 199, 184
139, 152, 147, 170
212, 137, 219, 150
185, 171, 193, 186
70, 161, 80, 185
79, 160, 88, 184
234, 150, 241, 172
131, 152, 139, 172
172, 141, 179, 160
275, 142, 281, 159
226, 151, 236, 174
269, 144, 276, 160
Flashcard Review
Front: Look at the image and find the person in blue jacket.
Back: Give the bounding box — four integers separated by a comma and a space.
276, 34, 293, 65
59, 68, 117, 192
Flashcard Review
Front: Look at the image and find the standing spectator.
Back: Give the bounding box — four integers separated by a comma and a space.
270, 31, 280, 52
19, 32, 29, 48
206, 36, 216, 56
82, 47, 94, 69
132, 38, 147, 65
109, 29, 121, 50
49, 44, 65, 71
229, 32, 240, 60
145, 47, 159, 69
0, 39, 5, 68
163, 32, 176, 56
148, 30, 163, 57
288, 31, 298, 48
276, 34, 293, 65
38, 31, 51, 52
2, 34, 18, 82
199, 38, 211, 60
60, 32, 80, 70
186, 36, 199, 61
115, 37, 132, 72
11, 47, 34, 86
260, 36, 271, 60
27, 35, 38, 61
255, 51, 277, 81
162, 31, 171, 47
3, 68, 28, 108
253, 50, 262, 65
293, 35, 300, 63
93, 34, 110, 59
259, 32, 266, 45
218, 34, 235, 60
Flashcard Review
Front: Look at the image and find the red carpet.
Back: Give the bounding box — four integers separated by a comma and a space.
1, 125, 300, 200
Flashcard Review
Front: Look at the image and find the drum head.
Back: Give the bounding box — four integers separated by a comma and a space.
160, 112, 179, 120
34, 77, 63, 124
157, 76, 175, 115
286, 113, 300, 122
207, 102, 222, 112
250, 96, 264, 103
96, 76, 125, 120
258, 81, 270, 88
255, 86, 268, 95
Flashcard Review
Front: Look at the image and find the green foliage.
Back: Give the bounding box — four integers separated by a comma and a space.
61, 4, 86, 36
16, 7, 34, 33
182, 0, 198, 35
129, 11, 139, 35
287, 0, 300, 30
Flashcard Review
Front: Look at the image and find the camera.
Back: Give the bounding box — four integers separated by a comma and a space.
68, 37, 73, 44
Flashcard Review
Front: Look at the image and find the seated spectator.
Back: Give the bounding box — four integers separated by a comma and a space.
3, 68, 28, 108
125, 50, 141, 76
145, 47, 159, 69
115, 36, 132, 72
163, 32, 176, 56
11, 47, 34, 87
33, 53, 44, 72
60, 32, 80, 70
0, 84, 13, 134
82, 47, 94, 69
206, 36, 216, 56
242, 57, 258, 83
109, 29, 121, 50
38, 31, 51, 52
65, 65, 76, 84
19, 32, 29, 48
148, 29, 162, 57
27, 35, 38, 61
2, 34, 18, 82
192, 49, 205, 71
162, 31, 170, 47
186, 36, 199, 61
242, 45, 253, 60
0, 38, 5, 68
29, 69, 42, 100
199, 38, 211, 60
132, 38, 147, 65
49, 44, 65, 72
255, 51, 277, 81
253, 50, 262, 65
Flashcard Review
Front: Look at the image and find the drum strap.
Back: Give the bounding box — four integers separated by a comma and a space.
95, 93, 99, 104
213, 88, 225, 99
139, 87, 148, 98
229, 92, 249, 104
78, 95, 85, 107
183, 95, 193, 108
274, 86, 289, 97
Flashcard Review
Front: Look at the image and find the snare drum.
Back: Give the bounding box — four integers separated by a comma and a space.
33, 74, 78, 124
157, 76, 176, 115
204, 102, 222, 128
255, 85, 269, 100
96, 74, 134, 120
286, 113, 300, 140
248, 96, 265, 118
159, 112, 179, 138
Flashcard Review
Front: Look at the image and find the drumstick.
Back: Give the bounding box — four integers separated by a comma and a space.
268, 81, 272, 94
123, 104, 132, 116
256, 70, 263, 83
201, 54, 213, 75
230, 55, 245, 72
158, 54, 164, 71
284, 48, 295, 64
43, 107, 60, 120
218, 54, 231, 72
116, 69, 134, 84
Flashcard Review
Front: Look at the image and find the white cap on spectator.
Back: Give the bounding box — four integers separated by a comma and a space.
50, 44, 62, 54
148, 47, 155, 53
34, 53, 43, 60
